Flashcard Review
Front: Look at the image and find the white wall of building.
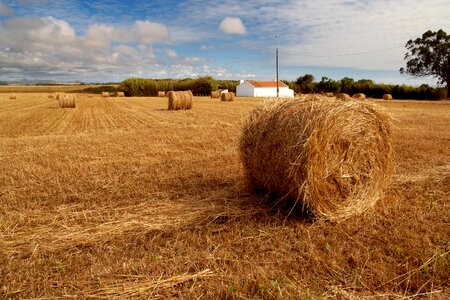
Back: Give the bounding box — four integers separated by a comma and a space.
236, 81, 295, 97
236, 82, 255, 97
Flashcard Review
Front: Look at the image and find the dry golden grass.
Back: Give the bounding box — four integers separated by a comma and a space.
0, 93, 449, 299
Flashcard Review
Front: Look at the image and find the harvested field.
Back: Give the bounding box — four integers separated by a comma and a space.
0, 93, 449, 299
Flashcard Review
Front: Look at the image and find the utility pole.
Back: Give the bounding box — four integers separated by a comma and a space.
276, 47, 279, 97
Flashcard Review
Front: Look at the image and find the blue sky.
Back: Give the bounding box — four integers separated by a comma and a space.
0, 0, 449, 85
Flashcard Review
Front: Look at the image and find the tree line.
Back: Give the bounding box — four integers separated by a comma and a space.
77, 75, 446, 100
117, 77, 238, 97
282, 75, 448, 100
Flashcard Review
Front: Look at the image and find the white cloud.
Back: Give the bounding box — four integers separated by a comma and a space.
84, 24, 115, 49
200, 45, 214, 51
165, 49, 178, 58
135, 20, 169, 45
184, 56, 205, 64
219, 17, 246, 34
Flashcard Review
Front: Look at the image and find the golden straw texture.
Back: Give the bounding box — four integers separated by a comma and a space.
167, 90, 193, 110
239, 96, 393, 221
353, 93, 366, 100
220, 92, 235, 102
58, 93, 76, 108
210, 91, 220, 98
383, 94, 393, 100
336, 93, 351, 101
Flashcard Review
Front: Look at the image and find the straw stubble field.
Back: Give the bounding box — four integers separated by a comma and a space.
0, 93, 449, 299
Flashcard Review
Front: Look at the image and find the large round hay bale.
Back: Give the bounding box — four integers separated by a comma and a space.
54, 92, 64, 100
102, 92, 110, 98
239, 96, 393, 221
210, 91, 220, 98
167, 91, 193, 110
383, 94, 393, 100
325, 92, 334, 97
336, 93, 351, 101
9, 93, 16, 99
158, 91, 166, 97
220, 92, 235, 102
59, 94, 76, 108
352, 93, 366, 100
116, 92, 125, 97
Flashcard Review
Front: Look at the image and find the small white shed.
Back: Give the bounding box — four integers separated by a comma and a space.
236, 80, 294, 97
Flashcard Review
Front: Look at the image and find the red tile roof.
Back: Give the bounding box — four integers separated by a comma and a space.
246, 80, 288, 88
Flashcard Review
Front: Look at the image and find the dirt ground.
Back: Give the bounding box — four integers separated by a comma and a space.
0, 93, 449, 299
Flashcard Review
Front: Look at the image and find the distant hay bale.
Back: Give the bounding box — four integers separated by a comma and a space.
326, 92, 334, 97
102, 92, 110, 98
210, 91, 220, 98
239, 96, 393, 221
383, 94, 393, 100
336, 93, 351, 101
58, 94, 76, 108
220, 92, 235, 102
9, 93, 16, 99
116, 92, 125, 97
54, 92, 65, 100
158, 91, 166, 97
167, 91, 193, 110
353, 93, 366, 100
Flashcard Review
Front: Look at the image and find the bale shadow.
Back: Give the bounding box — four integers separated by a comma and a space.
161, 173, 316, 225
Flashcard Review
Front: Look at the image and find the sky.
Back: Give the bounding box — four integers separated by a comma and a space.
0, 0, 449, 85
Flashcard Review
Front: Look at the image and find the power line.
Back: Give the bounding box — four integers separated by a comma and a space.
285, 46, 404, 58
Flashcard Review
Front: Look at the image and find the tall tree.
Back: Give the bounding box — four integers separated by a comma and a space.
296, 74, 315, 93
400, 29, 450, 94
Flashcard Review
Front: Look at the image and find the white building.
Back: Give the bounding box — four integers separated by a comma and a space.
236, 80, 294, 97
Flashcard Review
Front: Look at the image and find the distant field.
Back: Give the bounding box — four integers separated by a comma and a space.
0, 93, 449, 299
0, 84, 117, 93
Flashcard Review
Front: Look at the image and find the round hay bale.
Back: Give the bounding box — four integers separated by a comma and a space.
352, 93, 366, 100
102, 92, 110, 98
59, 94, 76, 108
383, 94, 393, 100
9, 93, 16, 99
210, 91, 220, 98
336, 93, 351, 101
158, 91, 166, 97
116, 92, 125, 97
325, 92, 334, 97
239, 96, 393, 221
220, 92, 235, 102
167, 90, 193, 110
54, 92, 64, 100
